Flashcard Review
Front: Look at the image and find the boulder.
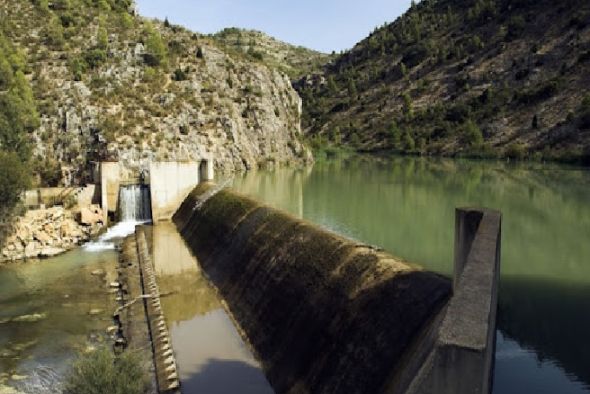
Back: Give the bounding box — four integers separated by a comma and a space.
79, 205, 104, 226
40, 247, 64, 258
24, 242, 39, 259
33, 230, 52, 245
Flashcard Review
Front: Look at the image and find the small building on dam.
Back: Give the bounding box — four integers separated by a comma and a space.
91, 160, 502, 394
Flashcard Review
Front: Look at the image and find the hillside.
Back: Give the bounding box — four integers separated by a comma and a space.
0, 0, 312, 187
297, 0, 590, 163
212, 28, 334, 80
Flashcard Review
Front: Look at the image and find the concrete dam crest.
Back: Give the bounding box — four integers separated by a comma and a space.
171, 183, 501, 394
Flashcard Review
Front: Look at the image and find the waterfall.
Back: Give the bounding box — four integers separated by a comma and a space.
84, 185, 152, 252
119, 185, 152, 222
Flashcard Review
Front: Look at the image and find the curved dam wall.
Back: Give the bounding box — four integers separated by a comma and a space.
173, 183, 452, 394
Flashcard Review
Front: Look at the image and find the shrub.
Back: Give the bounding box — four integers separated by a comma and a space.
464, 119, 484, 147
403, 131, 415, 151
32, 156, 62, 187
506, 15, 526, 40
45, 18, 65, 48
514, 80, 560, 105
402, 92, 413, 119
350, 132, 361, 147
83, 49, 107, 69
63, 348, 150, 394
505, 143, 527, 160
98, 25, 109, 50
69, 56, 87, 81
172, 68, 188, 81
248, 47, 264, 61
446, 103, 470, 123
401, 43, 430, 68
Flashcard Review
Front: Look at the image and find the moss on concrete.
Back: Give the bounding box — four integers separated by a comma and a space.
174, 184, 451, 393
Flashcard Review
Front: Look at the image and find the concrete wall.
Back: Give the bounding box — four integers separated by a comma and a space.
98, 160, 213, 223
23, 185, 99, 209
405, 208, 501, 394
173, 183, 451, 394
100, 162, 121, 222
149, 162, 200, 222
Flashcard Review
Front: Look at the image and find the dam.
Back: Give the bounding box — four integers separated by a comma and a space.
96, 157, 501, 394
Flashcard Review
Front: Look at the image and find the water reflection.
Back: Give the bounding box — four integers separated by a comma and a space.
151, 223, 273, 394
231, 155, 590, 393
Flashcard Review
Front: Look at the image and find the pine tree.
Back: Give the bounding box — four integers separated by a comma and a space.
144, 24, 168, 68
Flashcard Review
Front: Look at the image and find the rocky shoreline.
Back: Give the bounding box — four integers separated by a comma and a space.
0, 205, 105, 263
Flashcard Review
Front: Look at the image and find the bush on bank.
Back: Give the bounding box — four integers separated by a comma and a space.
63, 347, 150, 394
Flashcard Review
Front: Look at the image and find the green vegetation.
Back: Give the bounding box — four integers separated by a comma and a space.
0, 30, 38, 240
143, 24, 168, 68
64, 347, 150, 394
296, 0, 590, 164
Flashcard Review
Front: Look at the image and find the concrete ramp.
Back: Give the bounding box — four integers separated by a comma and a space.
173, 183, 452, 394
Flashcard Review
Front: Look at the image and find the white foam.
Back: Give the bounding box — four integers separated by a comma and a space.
84, 220, 148, 252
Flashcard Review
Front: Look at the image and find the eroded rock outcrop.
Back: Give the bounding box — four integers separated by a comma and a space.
0, 206, 104, 262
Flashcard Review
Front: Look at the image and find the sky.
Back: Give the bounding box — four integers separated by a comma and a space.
135, 0, 413, 53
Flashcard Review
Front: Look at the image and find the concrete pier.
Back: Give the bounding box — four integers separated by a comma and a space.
405, 208, 501, 394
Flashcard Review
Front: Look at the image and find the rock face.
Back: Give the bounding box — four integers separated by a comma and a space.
1, 1, 313, 186
0, 207, 104, 262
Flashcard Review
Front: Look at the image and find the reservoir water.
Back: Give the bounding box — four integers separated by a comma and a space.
231, 155, 590, 394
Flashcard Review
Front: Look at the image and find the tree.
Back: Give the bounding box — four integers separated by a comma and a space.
143, 24, 168, 68
389, 121, 401, 148
464, 119, 484, 147
403, 131, 415, 151
45, 17, 65, 48
0, 152, 30, 214
532, 114, 539, 129
327, 75, 339, 95
402, 92, 413, 120
0, 32, 38, 236
98, 23, 109, 51
348, 79, 357, 98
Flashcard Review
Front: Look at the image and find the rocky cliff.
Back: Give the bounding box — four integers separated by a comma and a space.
0, 0, 312, 186
212, 28, 334, 79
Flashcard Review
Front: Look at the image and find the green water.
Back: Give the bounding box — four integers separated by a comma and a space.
231, 155, 590, 394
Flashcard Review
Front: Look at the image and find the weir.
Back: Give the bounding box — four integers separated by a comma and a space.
170, 183, 502, 394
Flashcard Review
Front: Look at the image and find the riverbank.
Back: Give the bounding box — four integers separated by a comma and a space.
0, 206, 104, 263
